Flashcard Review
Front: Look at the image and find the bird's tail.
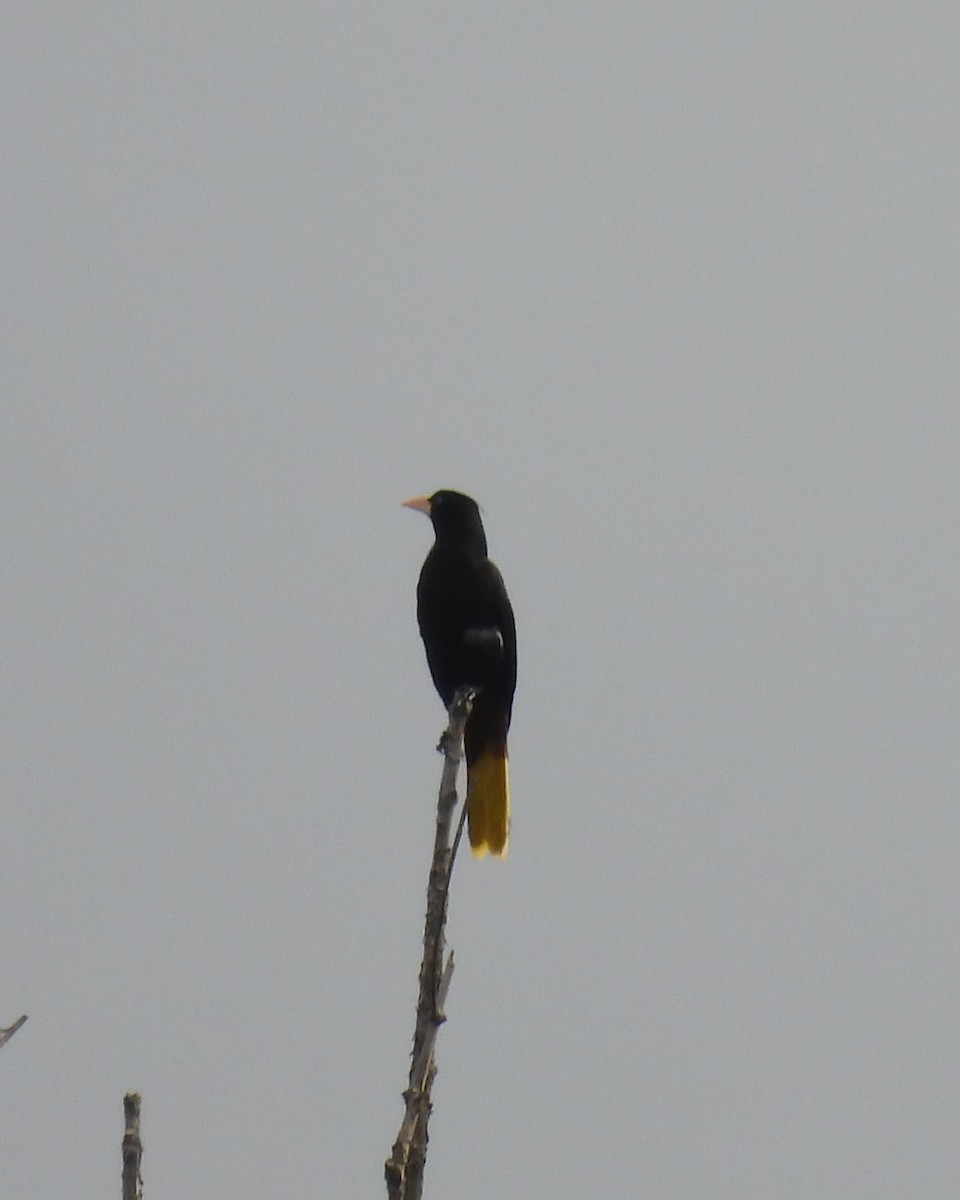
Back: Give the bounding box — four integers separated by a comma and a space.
466, 748, 509, 858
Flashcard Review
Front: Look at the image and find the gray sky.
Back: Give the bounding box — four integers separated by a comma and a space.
3, 4, 959, 1197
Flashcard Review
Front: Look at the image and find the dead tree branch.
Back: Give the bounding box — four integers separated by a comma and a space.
0, 1014, 27, 1050
385, 686, 474, 1200
122, 1093, 143, 1200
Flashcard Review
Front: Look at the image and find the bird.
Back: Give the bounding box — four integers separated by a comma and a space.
403, 490, 517, 858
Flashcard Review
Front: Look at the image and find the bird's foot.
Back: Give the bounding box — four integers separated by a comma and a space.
437, 728, 463, 759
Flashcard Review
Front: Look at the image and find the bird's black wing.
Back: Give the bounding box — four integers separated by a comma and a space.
417, 550, 516, 713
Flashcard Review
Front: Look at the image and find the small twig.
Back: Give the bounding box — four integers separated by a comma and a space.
122, 1093, 143, 1200
449, 793, 469, 870
0, 1014, 28, 1049
385, 687, 474, 1200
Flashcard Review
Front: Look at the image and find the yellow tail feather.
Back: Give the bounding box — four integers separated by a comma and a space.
467, 752, 510, 859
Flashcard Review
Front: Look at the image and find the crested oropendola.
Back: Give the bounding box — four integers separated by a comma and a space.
404, 490, 517, 858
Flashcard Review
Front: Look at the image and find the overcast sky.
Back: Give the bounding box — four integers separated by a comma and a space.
3, 4, 959, 1197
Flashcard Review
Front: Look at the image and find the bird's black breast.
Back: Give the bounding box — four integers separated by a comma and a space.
416, 545, 517, 713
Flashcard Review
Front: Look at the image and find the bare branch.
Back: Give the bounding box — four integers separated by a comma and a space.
385, 687, 474, 1200
0, 1014, 27, 1050
122, 1093, 143, 1200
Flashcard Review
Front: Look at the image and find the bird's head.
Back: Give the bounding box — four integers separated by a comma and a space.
403, 490, 488, 558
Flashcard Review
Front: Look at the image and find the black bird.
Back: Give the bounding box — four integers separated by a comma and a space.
404, 490, 517, 857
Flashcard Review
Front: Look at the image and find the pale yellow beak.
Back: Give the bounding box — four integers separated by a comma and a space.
402, 494, 432, 516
